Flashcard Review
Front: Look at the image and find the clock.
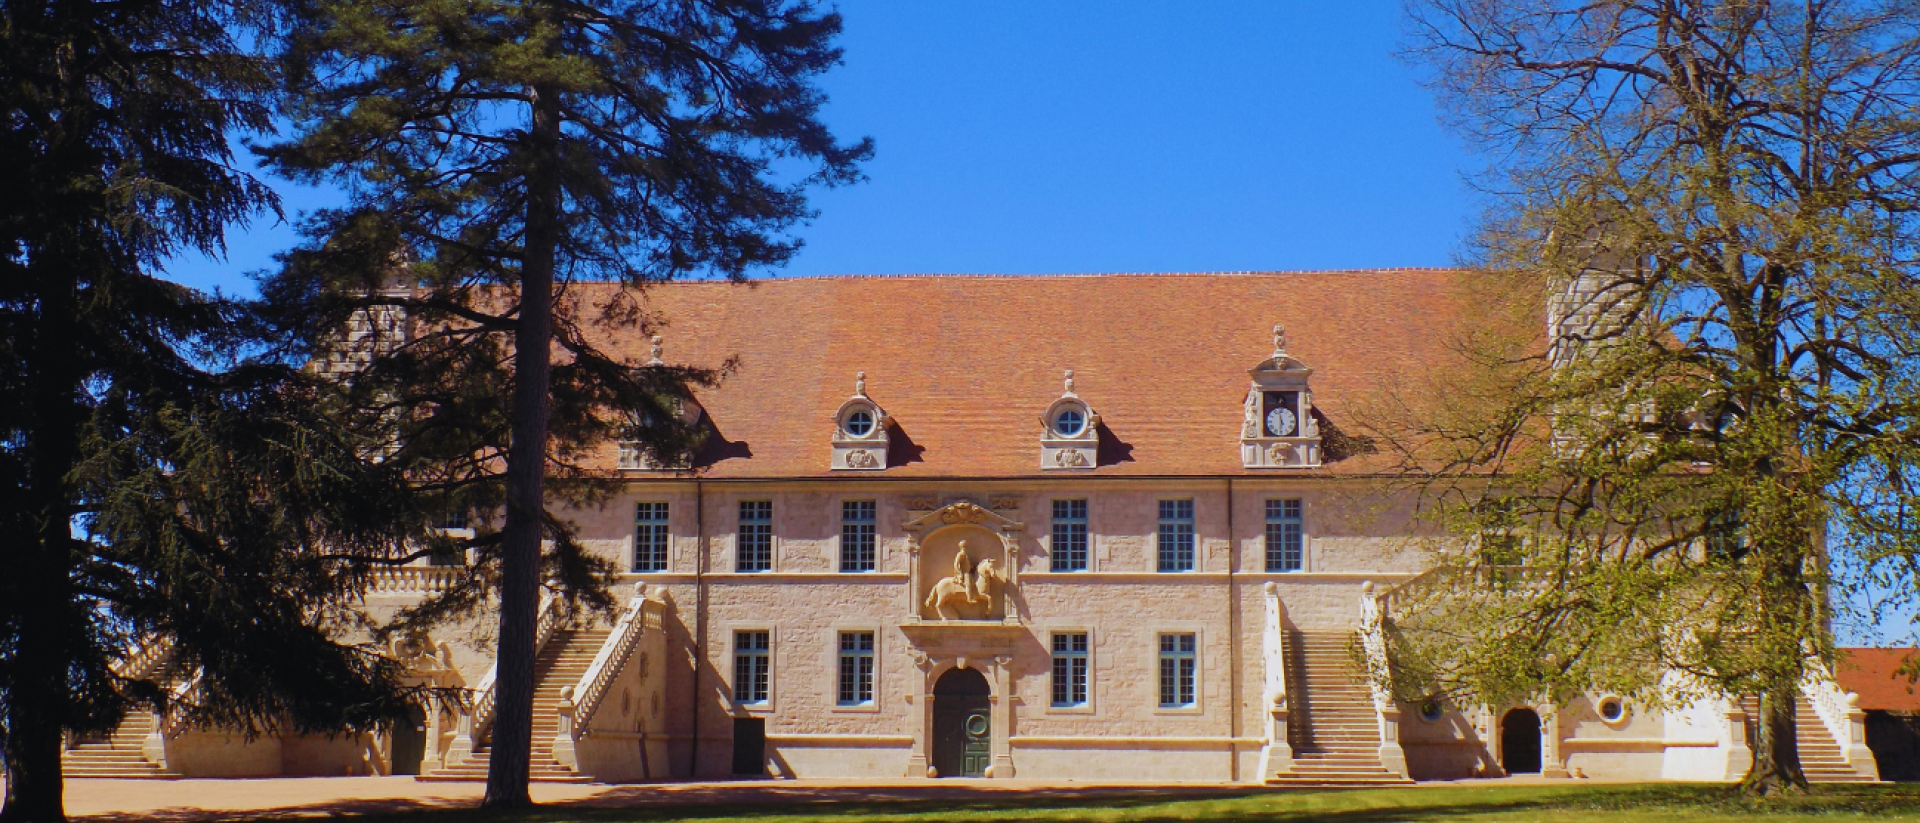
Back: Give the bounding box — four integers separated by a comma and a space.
1265, 406, 1297, 437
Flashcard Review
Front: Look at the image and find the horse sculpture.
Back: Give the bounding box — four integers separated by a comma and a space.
924, 557, 1002, 620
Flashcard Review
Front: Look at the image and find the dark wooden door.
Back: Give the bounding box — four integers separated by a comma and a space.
1501, 708, 1542, 774
931, 667, 991, 777
731, 717, 766, 776
390, 705, 428, 775
934, 697, 991, 777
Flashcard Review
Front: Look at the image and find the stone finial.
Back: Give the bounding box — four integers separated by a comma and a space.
1273, 323, 1288, 356
1064, 369, 1075, 395
856, 371, 867, 396
648, 335, 664, 365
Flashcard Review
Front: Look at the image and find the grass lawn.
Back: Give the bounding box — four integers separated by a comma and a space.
282, 784, 1920, 823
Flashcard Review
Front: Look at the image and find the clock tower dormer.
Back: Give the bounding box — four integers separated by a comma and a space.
1241, 323, 1321, 469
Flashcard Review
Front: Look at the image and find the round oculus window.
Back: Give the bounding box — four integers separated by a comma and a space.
1054, 407, 1086, 437
844, 409, 874, 437
1598, 696, 1626, 722
1418, 700, 1445, 722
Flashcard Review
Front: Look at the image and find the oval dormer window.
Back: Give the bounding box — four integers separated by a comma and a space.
1053, 408, 1086, 438
845, 409, 875, 437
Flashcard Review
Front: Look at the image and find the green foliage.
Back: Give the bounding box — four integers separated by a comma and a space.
0, 0, 436, 819
1380, 0, 1920, 792
257, 0, 871, 630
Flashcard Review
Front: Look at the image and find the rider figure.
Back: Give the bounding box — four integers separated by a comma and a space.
954, 540, 979, 603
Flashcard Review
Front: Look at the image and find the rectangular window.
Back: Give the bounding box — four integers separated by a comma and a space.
1265, 499, 1304, 572
634, 502, 670, 573
1156, 499, 1196, 572
841, 500, 877, 573
733, 630, 771, 705
1159, 633, 1198, 708
737, 500, 772, 572
1050, 499, 1089, 572
837, 631, 876, 706
1050, 632, 1090, 707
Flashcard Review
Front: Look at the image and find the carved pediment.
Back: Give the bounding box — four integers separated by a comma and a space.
903, 500, 1023, 533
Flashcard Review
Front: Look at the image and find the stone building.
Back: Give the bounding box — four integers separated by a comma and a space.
64, 271, 1880, 785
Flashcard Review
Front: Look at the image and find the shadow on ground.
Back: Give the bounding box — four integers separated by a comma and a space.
76, 782, 1920, 823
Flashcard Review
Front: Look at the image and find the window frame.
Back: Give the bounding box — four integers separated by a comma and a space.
736, 499, 774, 573
839, 499, 878, 573
1157, 632, 1200, 710
1049, 630, 1093, 711
633, 500, 671, 573
731, 628, 774, 710
1050, 498, 1090, 572
834, 630, 878, 709
1264, 498, 1305, 573
1156, 499, 1196, 573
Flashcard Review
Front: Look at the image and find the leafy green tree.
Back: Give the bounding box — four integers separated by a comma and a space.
260, 0, 869, 806
0, 1, 431, 821
1379, 0, 1920, 794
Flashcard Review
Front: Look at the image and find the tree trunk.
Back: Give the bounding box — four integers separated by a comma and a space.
1744, 683, 1809, 795
1, 265, 82, 823
482, 79, 563, 810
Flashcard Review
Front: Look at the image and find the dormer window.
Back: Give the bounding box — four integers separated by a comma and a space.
844, 409, 876, 437
1052, 407, 1086, 438
1242, 324, 1322, 469
1041, 370, 1099, 471
618, 336, 706, 471
831, 372, 889, 471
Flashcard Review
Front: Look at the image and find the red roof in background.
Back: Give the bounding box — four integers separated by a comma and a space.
1839, 647, 1920, 711
577, 270, 1489, 479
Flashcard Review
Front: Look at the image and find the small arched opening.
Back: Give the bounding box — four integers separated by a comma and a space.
1500, 707, 1543, 775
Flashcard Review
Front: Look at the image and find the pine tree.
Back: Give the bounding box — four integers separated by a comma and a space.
260, 0, 869, 806
0, 1, 431, 821
1381, 0, 1920, 795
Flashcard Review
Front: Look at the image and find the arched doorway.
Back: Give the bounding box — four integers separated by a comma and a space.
932, 667, 991, 777
1500, 708, 1543, 775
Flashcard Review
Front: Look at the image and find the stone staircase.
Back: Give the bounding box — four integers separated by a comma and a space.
1268, 631, 1413, 787
419, 627, 608, 783
62, 712, 178, 779
1735, 695, 1874, 784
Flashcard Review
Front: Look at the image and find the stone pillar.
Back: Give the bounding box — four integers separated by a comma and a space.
989, 655, 1017, 778
1541, 702, 1571, 778
903, 652, 933, 777
552, 688, 580, 770
141, 710, 170, 770
447, 712, 476, 765
1843, 694, 1879, 780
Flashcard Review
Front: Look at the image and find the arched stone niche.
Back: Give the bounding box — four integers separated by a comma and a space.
903, 501, 1023, 624
916, 524, 1006, 621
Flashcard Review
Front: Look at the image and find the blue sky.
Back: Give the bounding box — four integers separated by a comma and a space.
162, 3, 1476, 295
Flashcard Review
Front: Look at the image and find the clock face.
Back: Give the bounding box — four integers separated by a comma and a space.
1266, 406, 1297, 437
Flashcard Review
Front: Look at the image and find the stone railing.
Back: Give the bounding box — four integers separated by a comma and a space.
449, 591, 564, 764
369, 566, 464, 594
1376, 567, 1447, 617
115, 635, 174, 682
156, 670, 204, 740
1800, 655, 1877, 780
1377, 565, 1553, 619
1358, 582, 1409, 778
552, 585, 660, 770
1256, 582, 1293, 779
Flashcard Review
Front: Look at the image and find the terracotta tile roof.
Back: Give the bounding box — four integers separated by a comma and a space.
582, 270, 1485, 479
1839, 647, 1920, 712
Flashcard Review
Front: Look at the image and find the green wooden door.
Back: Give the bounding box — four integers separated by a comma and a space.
931, 666, 992, 777
933, 696, 990, 777
961, 707, 991, 776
